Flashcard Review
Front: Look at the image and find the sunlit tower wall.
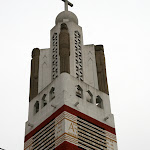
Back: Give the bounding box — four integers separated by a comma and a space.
24, 2, 118, 150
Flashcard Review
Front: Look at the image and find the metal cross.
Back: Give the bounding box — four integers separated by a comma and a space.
61, 0, 73, 11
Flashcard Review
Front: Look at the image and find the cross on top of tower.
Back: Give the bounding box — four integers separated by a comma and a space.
61, 0, 73, 11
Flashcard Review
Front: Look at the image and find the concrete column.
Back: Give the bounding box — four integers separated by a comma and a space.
29, 48, 40, 101
59, 23, 70, 74
95, 45, 109, 95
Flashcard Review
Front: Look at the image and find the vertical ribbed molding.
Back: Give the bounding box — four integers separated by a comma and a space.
52, 33, 59, 80
59, 23, 70, 74
95, 45, 109, 95
29, 48, 40, 101
74, 31, 83, 81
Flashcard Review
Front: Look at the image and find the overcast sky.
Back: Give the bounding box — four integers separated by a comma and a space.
0, 0, 150, 150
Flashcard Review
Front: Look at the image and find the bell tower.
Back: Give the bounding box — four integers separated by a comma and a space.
24, 1, 118, 150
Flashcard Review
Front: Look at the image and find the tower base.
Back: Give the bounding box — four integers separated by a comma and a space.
24, 105, 117, 150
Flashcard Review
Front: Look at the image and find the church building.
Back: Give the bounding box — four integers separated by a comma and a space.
24, 1, 118, 149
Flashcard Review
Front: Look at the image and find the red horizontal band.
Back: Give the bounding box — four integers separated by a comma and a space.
25, 105, 116, 142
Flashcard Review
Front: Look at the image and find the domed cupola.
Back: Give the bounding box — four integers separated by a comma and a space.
55, 11, 78, 25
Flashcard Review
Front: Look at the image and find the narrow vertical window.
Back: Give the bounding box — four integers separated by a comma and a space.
76, 85, 83, 98
96, 96, 103, 109
50, 87, 55, 101
86, 90, 93, 103
41, 94, 47, 108
34, 101, 39, 114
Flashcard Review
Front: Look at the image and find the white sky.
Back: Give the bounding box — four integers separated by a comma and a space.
0, 0, 150, 149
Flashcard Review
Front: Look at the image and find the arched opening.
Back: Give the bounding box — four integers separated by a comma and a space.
41, 94, 47, 108
49, 87, 55, 102
86, 90, 93, 103
34, 101, 39, 114
96, 96, 103, 109
75, 85, 83, 98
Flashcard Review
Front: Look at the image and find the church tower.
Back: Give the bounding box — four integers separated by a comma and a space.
24, 1, 118, 150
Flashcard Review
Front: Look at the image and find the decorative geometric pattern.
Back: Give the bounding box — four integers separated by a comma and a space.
77, 117, 107, 150
32, 119, 55, 150
24, 137, 32, 150
74, 31, 83, 81
24, 105, 117, 150
52, 33, 58, 80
